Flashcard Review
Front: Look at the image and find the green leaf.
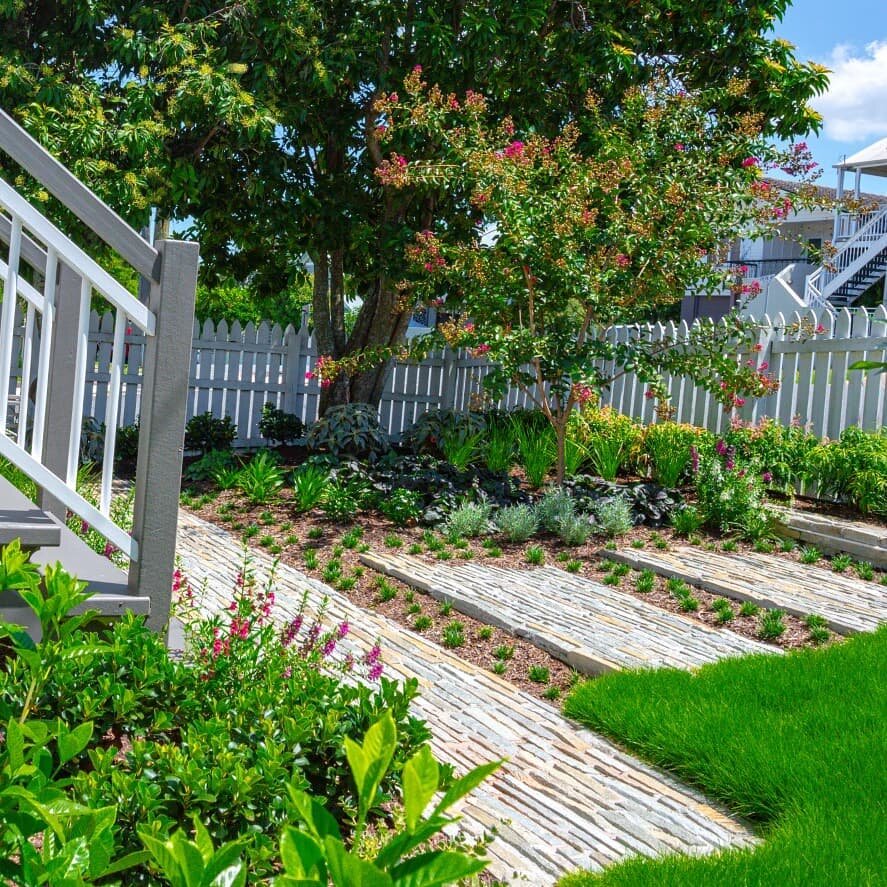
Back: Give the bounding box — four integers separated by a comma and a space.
6, 718, 24, 771
192, 816, 214, 863
209, 862, 246, 887
390, 850, 488, 887
286, 786, 341, 842
402, 745, 439, 832
280, 826, 325, 879
343, 736, 368, 796
57, 721, 93, 764
139, 832, 185, 887
433, 760, 502, 816
101, 850, 151, 877
324, 837, 392, 887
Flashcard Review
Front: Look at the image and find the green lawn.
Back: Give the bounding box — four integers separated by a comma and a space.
559, 629, 887, 887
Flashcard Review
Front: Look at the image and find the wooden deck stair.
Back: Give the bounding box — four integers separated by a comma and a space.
0, 474, 149, 636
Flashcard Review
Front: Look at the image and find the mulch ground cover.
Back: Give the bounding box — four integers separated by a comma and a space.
185, 468, 887, 705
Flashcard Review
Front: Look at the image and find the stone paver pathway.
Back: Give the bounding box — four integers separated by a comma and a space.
609, 546, 886, 635
773, 507, 887, 568
176, 512, 754, 884
361, 552, 772, 674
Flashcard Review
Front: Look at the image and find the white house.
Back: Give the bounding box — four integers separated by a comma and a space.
682, 137, 887, 321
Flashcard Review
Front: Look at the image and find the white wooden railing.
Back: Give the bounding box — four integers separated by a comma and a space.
805, 204, 887, 306
0, 109, 197, 631
0, 181, 154, 559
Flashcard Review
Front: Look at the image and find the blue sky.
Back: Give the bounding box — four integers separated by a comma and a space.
773, 0, 887, 193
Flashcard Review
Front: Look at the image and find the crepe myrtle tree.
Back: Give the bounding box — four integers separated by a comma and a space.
314, 71, 826, 481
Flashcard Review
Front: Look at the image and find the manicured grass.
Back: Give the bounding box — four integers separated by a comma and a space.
559, 629, 887, 887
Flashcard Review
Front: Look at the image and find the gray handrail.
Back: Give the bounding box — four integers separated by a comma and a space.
0, 109, 159, 281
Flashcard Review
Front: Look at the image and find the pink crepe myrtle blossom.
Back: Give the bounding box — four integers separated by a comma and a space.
615, 253, 630, 268
741, 156, 759, 168
503, 140, 525, 159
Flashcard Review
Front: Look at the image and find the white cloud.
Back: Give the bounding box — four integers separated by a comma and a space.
813, 41, 887, 141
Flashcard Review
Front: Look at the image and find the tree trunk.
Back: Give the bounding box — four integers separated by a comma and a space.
554, 419, 567, 486
319, 275, 413, 410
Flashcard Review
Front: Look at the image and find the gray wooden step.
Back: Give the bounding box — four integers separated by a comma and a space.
608, 545, 885, 635
0, 476, 149, 635
0, 474, 60, 548
361, 552, 773, 674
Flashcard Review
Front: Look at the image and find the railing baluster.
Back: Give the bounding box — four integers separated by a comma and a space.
0, 215, 22, 433
17, 301, 35, 447
31, 246, 57, 457
100, 309, 126, 515
66, 276, 92, 486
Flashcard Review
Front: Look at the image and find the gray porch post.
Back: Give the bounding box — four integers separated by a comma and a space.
39, 261, 82, 519
127, 239, 198, 633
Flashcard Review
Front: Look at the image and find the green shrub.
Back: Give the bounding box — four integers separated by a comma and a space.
440, 428, 484, 470
0, 547, 438, 883
400, 409, 486, 456
445, 501, 491, 539
321, 478, 369, 522
379, 487, 424, 526
536, 486, 576, 532
485, 422, 517, 472
258, 402, 304, 444
694, 442, 772, 540
237, 451, 284, 504
723, 417, 820, 491
807, 426, 887, 516
556, 513, 594, 546
185, 412, 237, 454
495, 503, 538, 542
184, 449, 236, 482
291, 463, 330, 511
671, 505, 704, 537
643, 422, 708, 487
513, 417, 557, 487
306, 403, 390, 460
595, 498, 634, 537
570, 407, 641, 481
114, 421, 140, 463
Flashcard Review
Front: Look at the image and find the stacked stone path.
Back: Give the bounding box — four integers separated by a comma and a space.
608, 545, 886, 635
361, 552, 773, 674
176, 511, 754, 884
773, 507, 887, 568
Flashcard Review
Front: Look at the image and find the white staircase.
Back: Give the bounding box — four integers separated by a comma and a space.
0, 109, 198, 636
805, 205, 887, 310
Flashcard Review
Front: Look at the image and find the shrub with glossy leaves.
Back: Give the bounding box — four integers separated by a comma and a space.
306, 403, 390, 460
185, 412, 237, 454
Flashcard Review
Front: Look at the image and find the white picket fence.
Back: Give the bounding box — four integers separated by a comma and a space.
8, 305, 887, 447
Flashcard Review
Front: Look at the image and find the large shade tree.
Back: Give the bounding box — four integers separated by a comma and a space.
0, 1, 827, 408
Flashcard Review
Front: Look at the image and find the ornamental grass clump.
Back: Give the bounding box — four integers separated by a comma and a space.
644, 422, 709, 487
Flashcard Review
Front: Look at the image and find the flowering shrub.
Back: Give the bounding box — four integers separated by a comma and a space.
693, 442, 773, 540
722, 416, 819, 491
0, 550, 432, 882
358, 71, 826, 481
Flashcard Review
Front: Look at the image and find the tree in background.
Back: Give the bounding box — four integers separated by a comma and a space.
343, 72, 823, 481
0, 1, 827, 410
